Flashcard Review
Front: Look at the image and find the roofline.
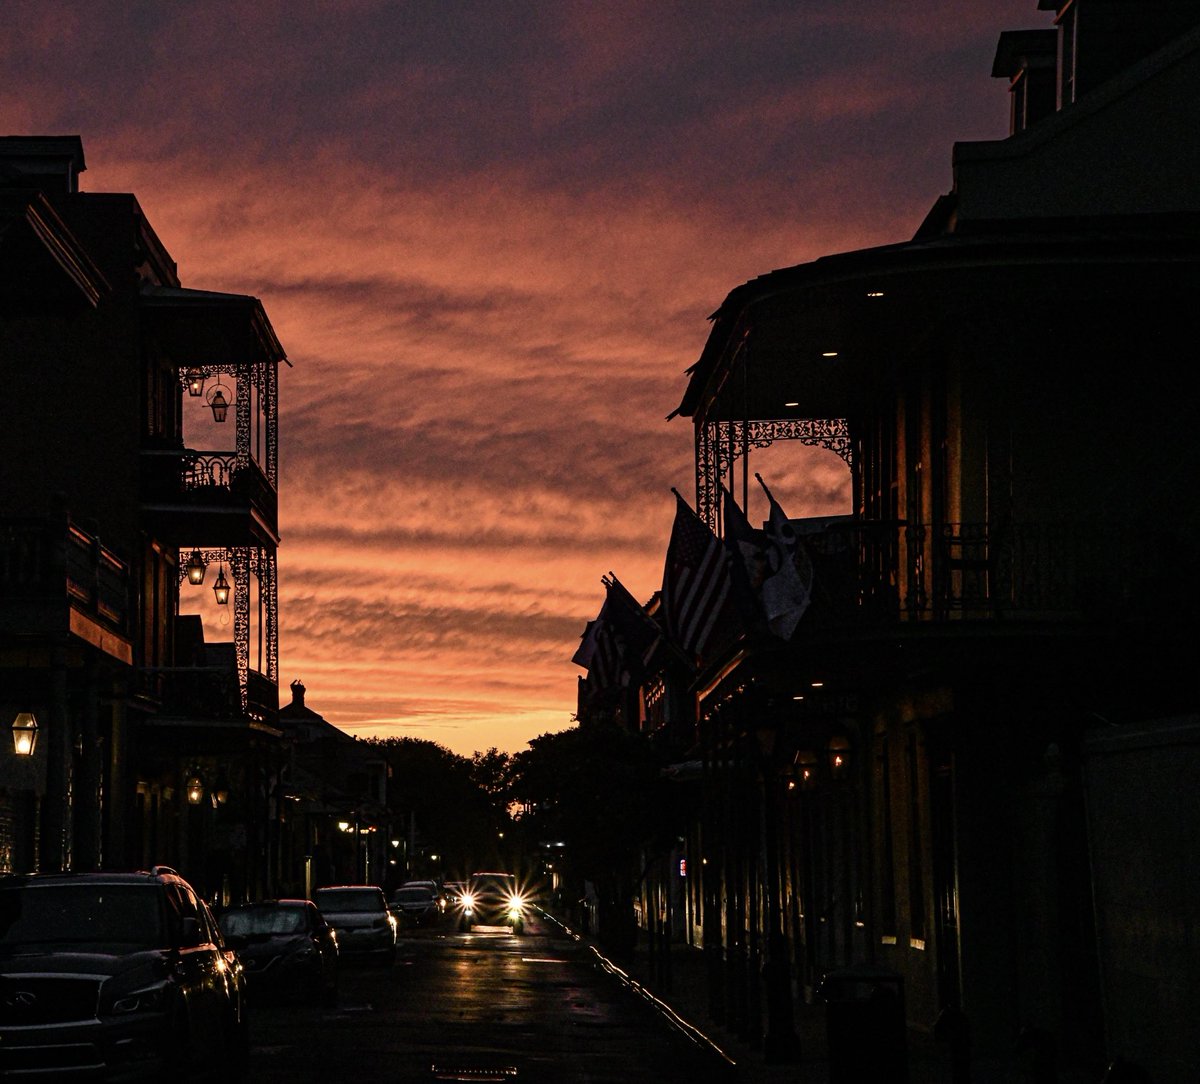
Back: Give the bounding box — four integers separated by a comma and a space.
674, 223, 1200, 419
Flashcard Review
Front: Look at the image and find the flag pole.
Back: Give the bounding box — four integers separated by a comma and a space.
755, 472, 777, 504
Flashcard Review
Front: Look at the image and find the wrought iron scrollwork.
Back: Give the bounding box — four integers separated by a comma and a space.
696, 417, 853, 529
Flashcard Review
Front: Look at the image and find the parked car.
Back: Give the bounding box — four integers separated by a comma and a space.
389, 883, 443, 927
312, 885, 397, 964
457, 871, 529, 933
0, 866, 248, 1081
218, 899, 338, 1004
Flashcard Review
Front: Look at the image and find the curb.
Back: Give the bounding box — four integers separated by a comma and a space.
538, 909, 738, 1078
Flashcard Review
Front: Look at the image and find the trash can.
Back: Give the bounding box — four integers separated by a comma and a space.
818, 964, 908, 1083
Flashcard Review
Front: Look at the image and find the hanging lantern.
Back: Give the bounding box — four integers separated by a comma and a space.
205, 376, 232, 423
828, 735, 852, 780
185, 549, 207, 586
209, 388, 229, 423
792, 749, 819, 791
185, 369, 206, 397
186, 775, 205, 805
213, 566, 231, 605
12, 713, 39, 757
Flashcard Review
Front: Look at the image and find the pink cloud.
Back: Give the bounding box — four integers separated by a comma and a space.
7, 0, 1038, 752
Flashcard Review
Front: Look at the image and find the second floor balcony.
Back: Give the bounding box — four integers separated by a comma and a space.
138, 663, 279, 724
141, 447, 279, 547
793, 518, 1181, 634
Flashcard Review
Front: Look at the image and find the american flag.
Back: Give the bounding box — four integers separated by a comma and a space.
661, 491, 736, 659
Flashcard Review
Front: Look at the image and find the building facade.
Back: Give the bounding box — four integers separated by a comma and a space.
578, 5, 1200, 1080
0, 136, 288, 902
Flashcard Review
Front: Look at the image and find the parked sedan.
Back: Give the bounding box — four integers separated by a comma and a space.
218, 900, 338, 1004
312, 886, 397, 965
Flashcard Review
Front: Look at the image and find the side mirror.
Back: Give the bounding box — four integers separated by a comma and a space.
179, 916, 203, 948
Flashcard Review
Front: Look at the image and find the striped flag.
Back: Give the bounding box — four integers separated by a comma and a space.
661, 490, 737, 659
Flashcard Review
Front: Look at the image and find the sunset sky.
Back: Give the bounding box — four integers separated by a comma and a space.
5, 1, 1040, 755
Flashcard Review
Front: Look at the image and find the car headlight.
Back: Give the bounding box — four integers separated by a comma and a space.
460, 893, 476, 911
506, 894, 526, 916
110, 982, 170, 1015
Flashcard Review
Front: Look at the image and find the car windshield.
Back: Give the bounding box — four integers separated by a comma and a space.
0, 884, 166, 952
469, 874, 516, 894
396, 888, 433, 903
221, 907, 306, 937
314, 890, 381, 913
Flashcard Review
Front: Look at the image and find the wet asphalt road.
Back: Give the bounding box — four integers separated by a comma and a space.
243, 912, 730, 1083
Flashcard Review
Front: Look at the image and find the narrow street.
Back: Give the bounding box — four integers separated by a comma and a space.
245, 913, 730, 1083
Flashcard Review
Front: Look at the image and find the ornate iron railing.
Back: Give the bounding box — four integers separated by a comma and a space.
141, 448, 277, 525
140, 665, 277, 723
796, 519, 1149, 629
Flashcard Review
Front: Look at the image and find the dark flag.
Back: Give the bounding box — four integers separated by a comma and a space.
756, 473, 814, 640
721, 485, 771, 632
603, 573, 661, 676
661, 490, 738, 658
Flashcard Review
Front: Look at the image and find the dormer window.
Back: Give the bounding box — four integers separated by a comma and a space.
992, 28, 1058, 134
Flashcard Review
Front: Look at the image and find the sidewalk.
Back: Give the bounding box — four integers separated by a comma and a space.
543, 911, 996, 1084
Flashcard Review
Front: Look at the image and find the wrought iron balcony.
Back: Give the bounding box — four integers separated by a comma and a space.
139, 664, 278, 723
141, 448, 278, 541
0, 516, 131, 649
797, 519, 1163, 630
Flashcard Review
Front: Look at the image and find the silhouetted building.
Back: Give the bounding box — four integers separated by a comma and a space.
576, 6, 1200, 1081
0, 135, 288, 901
277, 680, 392, 893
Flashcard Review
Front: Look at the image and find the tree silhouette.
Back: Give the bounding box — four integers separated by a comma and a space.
510, 724, 677, 957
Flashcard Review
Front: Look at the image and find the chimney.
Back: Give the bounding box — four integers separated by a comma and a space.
0, 135, 87, 194
992, 30, 1058, 134
290, 679, 306, 708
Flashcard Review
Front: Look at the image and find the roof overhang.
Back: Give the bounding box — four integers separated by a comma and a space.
674, 229, 1200, 425
140, 285, 288, 368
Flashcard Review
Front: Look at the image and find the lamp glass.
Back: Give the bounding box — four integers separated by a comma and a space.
185, 549, 207, 586
828, 736, 851, 780
213, 567, 231, 605
186, 776, 204, 805
12, 712, 38, 756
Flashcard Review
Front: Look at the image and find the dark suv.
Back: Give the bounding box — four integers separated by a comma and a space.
0, 867, 247, 1081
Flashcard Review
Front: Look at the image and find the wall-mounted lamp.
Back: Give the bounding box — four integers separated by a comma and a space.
186, 775, 205, 806
185, 369, 206, 397
12, 713, 39, 757
337, 820, 351, 832
212, 566, 231, 606
185, 549, 207, 586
